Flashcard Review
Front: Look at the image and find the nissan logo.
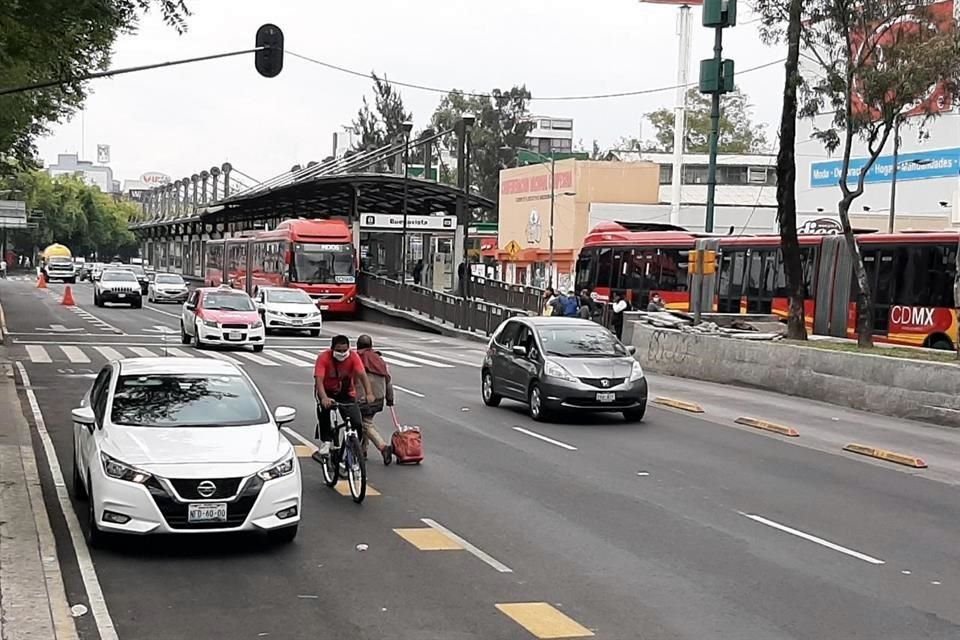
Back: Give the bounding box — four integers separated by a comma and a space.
601, 379, 610, 388
196, 481, 217, 498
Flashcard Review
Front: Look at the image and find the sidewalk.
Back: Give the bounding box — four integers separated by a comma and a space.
0, 349, 78, 639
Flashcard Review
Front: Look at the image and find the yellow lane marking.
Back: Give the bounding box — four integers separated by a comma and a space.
293, 445, 315, 458
735, 416, 799, 437
393, 527, 464, 550
495, 603, 594, 639
843, 443, 928, 469
335, 480, 381, 496
653, 396, 704, 413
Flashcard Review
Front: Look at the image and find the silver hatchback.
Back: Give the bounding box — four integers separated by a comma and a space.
481, 317, 648, 422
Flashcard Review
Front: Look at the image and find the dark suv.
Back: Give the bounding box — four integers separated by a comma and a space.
481, 317, 647, 422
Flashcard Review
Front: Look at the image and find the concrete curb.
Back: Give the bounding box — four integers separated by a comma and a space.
842, 443, 928, 469
653, 397, 704, 413
734, 416, 800, 437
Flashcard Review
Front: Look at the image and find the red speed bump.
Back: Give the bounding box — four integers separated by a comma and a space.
843, 443, 928, 469
653, 397, 704, 413
735, 416, 799, 437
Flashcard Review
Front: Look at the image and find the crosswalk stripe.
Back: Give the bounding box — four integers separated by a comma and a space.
94, 346, 124, 361
128, 347, 157, 358
411, 350, 480, 367
60, 346, 90, 363
290, 349, 319, 362
203, 351, 246, 366
26, 345, 51, 363
164, 347, 194, 358
383, 351, 455, 368
382, 356, 418, 368
262, 351, 312, 367
233, 351, 280, 367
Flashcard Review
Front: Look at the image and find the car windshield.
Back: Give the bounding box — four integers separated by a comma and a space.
265, 289, 312, 304
291, 243, 355, 284
128, 265, 145, 276
49, 256, 72, 264
156, 274, 184, 285
537, 326, 628, 358
101, 271, 138, 282
203, 292, 255, 311
110, 373, 268, 427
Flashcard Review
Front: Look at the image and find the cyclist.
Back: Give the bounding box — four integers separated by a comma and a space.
313, 335, 376, 461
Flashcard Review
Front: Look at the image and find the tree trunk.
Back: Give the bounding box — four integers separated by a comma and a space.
837, 197, 874, 347
775, 0, 806, 340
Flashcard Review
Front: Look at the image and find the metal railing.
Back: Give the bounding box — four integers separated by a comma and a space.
467, 275, 546, 315
360, 272, 529, 337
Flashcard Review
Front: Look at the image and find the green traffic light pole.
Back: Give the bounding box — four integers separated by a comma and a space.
704, 27, 724, 234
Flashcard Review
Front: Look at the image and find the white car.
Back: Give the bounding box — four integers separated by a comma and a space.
147, 273, 189, 304
254, 287, 323, 336
70, 357, 301, 546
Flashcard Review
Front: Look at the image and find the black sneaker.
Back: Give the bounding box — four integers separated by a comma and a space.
382, 445, 393, 466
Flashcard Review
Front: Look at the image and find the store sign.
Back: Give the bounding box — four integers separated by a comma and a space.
127, 189, 150, 203
501, 171, 574, 195
798, 217, 842, 234
141, 171, 172, 186
810, 147, 960, 188
361, 214, 456, 231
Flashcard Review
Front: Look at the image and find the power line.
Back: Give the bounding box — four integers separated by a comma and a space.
287, 51, 785, 103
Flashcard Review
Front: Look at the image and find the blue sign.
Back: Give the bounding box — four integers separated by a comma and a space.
810, 147, 960, 188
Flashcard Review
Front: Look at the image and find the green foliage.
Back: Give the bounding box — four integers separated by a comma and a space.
4, 171, 139, 259
645, 87, 769, 154
352, 73, 413, 150
0, 1, 190, 169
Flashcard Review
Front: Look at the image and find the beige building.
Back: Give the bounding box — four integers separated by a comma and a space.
495, 159, 659, 288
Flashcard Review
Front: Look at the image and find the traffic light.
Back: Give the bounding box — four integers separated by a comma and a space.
255, 24, 284, 78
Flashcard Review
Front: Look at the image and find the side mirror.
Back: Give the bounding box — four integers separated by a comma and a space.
274, 406, 297, 426
72, 407, 96, 433
184, 303, 196, 311
511, 345, 527, 357
627, 345, 637, 355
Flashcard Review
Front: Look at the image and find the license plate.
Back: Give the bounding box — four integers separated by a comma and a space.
292, 319, 303, 325
188, 503, 227, 523
319, 305, 329, 311
596, 392, 616, 403
117, 293, 126, 298
228, 331, 242, 340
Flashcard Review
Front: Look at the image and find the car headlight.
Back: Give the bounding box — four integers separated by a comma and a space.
543, 359, 578, 383
257, 453, 295, 481
630, 360, 645, 381
251, 320, 263, 329
100, 452, 152, 484
202, 319, 219, 328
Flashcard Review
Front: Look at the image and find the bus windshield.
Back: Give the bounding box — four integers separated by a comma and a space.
291, 243, 355, 284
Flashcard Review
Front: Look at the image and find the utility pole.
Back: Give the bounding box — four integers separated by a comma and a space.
888, 116, 902, 234
700, 0, 737, 233
671, 4, 693, 225
548, 155, 556, 287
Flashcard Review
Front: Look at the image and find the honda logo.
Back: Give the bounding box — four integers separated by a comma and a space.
601, 379, 610, 388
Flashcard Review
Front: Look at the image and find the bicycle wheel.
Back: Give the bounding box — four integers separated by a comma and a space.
320, 448, 339, 488
345, 435, 367, 503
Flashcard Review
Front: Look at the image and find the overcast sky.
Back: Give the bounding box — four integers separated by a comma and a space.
36, 0, 791, 186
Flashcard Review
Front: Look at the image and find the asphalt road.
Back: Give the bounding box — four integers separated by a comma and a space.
4, 276, 960, 639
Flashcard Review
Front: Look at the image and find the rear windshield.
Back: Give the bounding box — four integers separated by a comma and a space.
101, 271, 138, 282
537, 326, 628, 358
203, 292, 255, 311
111, 374, 268, 427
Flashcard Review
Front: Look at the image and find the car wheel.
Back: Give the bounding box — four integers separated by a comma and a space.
310, 330, 321, 337
85, 477, 105, 548
94, 293, 101, 307
72, 444, 87, 500
623, 402, 647, 423
194, 321, 206, 350
252, 345, 264, 353
481, 370, 502, 407
180, 321, 191, 345
268, 524, 298, 545
528, 383, 550, 422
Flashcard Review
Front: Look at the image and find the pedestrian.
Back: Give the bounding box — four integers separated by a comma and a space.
647, 292, 666, 312
412, 259, 424, 286
611, 293, 630, 339
542, 287, 558, 316
355, 334, 395, 465
561, 288, 580, 317
578, 288, 596, 320
0, 258, 6, 279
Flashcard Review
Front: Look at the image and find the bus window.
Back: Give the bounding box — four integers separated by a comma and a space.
659, 249, 688, 292
895, 243, 957, 308
574, 249, 597, 291
596, 248, 613, 288
801, 247, 817, 299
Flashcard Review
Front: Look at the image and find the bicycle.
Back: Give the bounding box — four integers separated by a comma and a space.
317, 401, 366, 503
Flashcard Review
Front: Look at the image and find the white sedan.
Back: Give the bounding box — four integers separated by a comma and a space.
70, 357, 301, 546
254, 287, 323, 336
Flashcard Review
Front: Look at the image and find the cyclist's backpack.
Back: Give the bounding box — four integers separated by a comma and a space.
389, 407, 423, 465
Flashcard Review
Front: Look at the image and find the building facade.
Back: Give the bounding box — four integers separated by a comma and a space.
525, 115, 575, 157
47, 154, 118, 193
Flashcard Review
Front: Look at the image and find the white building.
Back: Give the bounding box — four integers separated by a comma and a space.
526, 115, 574, 156
47, 153, 118, 193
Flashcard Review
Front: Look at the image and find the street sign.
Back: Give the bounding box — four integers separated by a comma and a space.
504, 240, 522, 261
361, 213, 457, 232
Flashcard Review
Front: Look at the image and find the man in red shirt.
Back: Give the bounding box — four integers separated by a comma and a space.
314, 334, 375, 457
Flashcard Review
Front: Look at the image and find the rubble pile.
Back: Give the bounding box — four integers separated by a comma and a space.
631, 310, 786, 340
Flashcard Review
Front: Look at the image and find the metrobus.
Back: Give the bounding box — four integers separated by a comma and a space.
575, 221, 959, 350
204, 218, 358, 314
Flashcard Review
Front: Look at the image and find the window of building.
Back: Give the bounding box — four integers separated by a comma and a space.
659, 165, 673, 185
551, 120, 573, 130
539, 120, 551, 129
538, 139, 551, 155
682, 165, 710, 184
748, 167, 768, 184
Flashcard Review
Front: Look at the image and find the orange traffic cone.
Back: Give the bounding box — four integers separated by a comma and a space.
37, 273, 47, 289
61, 285, 75, 306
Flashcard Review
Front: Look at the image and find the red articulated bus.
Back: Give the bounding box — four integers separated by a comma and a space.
205, 218, 358, 315
576, 221, 960, 350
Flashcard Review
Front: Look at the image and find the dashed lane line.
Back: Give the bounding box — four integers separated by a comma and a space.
512, 426, 578, 451
421, 518, 513, 573
740, 512, 885, 565
393, 385, 425, 398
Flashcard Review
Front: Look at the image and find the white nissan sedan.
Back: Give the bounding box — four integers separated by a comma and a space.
70, 357, 301, 547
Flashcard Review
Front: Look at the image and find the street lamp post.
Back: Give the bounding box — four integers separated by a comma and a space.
887, 117, 932, 233
399, 121, 414, 282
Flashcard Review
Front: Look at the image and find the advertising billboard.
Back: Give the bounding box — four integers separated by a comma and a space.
810, 146, 960, 188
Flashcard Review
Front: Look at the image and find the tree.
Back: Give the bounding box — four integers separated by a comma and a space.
798, 0, 960, 347
431, 86, 534, 212
350, 74, 412, 171
757, 0, 807, 340
645, 87, 769, 153
0, 1, 190, 171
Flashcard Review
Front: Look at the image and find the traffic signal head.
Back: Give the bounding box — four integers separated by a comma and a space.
255, 24, 284, 78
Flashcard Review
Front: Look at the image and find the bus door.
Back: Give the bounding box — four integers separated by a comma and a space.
716, 247, 747, 313
744, 247, 777, 314
859, 245, 897, 337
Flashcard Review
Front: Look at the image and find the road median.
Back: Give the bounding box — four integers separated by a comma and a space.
734, 416, 800, 437
842, 443, 928, 469
653, 396, 704, 413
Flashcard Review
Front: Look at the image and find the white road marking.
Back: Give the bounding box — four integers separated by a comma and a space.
203, 351, 246, 365
393, 385, 425, 398
60, 346, 91, 363
128, 347, 157, 358
262, 350, 312, 367
739, 513, 885, 565
93, 346, 125, 361
142, 304, 182, 319
145, 325, 177, 334
14, 363, 119, 640
511, 426, 578, 451
281, 426, 318, 452
382, 351, 454, 368
232, 351, 279, 367
421, 518, 513, 573
411, 349, 481, 367
382, 356, 418, 368
163, 347, 194, 358
26, 344, 52, 363
290, 349, 319, 362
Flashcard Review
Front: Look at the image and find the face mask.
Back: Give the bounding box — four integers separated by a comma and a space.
332, 350, 350, 362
